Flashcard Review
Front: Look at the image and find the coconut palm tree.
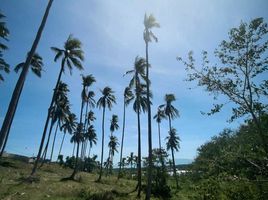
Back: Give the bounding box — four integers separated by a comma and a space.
107, 115, 119, 174
97, 86, 116, 181
166, 127, 180, 189
127, 152, 135, 176
31, 35, 84, 175
118, 87, 134, 179
126, 56, 149, 197
160, 94, 179, 131
40, 82, 69, 163
153, 107, 166, 167
58, 113, 77, 158
80, 75, 96, 159
86, 125, 97, 158
0, 12, 10, 83
49, 98, 70, 162
0, 0, 54, 158
0, 53, 43, 156
70, 122, 84, 179
108, 135, 119, 174
143, 13, 160, 200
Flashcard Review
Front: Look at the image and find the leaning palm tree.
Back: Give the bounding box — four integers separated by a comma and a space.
126, 56, 149, 197
97, 86, 116, 181
166, 127, 180, 189
58, 113, 77, 158
143, 13, 160, 200
0, 12, 10, 83
0, 53, 43, 156
40, 81, 69, 164
31, 35, 84, 175
153, 107, 166, 167
0, 0, 53, 157
118, 87, 134, 179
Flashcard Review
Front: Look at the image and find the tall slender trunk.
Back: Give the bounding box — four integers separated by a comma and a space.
137, 108, 142, 197
118, 102, 126, 179
82, 101, 89, 159
70, 141, 80, 179
171, 147, 179, 189
158, 122, 164, 168
31, 57, 65, 176
87, 145, 91, 158
0, 0, 54, 154
72, 143, 76, 157
168, 115, 178, 189
58, 132, 66, 158
145, 41, 153, 200
49, 122, 59, 162
40, 120, 54, 166
0, 80, 24, 156
98, 106, 106, 181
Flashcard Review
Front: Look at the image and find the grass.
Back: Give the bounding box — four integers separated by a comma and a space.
0, 157, 185, 200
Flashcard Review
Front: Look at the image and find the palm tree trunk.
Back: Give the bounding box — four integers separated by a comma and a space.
171, 147, 179, 189
118, 102, 126, 179
58, 132, 66, 158
0, 0, 54, 154
145, 41, 153, 200
87, 145, 91, 158
40, 120, 54, 166
31, 57, 65, 176
98, 106, 105, 181
72, 143, 76, 157
137, 108, 142, 197
49, 122, 59, 162
158, 122, 164, 168
0, 80, 24, 156
70, 141, 80, 179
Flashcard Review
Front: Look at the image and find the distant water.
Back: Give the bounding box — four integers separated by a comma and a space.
175, 158, 193, 165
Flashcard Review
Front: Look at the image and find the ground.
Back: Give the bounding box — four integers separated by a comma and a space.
0, 158, 186, 200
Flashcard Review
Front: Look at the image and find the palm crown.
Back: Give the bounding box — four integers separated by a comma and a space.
97, 86, 116, 110
160, 94, 179, 119
143, 14, 160, 43
14, 53, 43, 78
154, 107, 166, 123
166, 127, 180, 152
51, 34, 84, 74
110, 114, 119, 133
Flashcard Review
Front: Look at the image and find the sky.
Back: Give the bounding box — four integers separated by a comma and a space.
1, 0, 268, 164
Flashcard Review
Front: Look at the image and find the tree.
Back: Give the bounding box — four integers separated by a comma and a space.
126, 56, 149, 197
160, 94, 179, 188
0, 12, 10, 83
127, 152, 135, 175
153, 107, 167, 168
0, 0, 53, 156
178, 17, 268, 154
58, 113, 77, 158
118, 86, 134, 179
69, 122, 84, 179
166, 127, 180, 189
79, 75, 96, 160
40, 81, 69, 164
97, 86, 116, 181
31, 34, 84, 176
0, 53, 43, 156
143, 13, 160, 200
86, 125, 97, 158
107, 114, 119, 174
107, 135, 119, 174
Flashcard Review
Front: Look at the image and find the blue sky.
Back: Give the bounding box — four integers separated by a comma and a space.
1, 0, 268, 164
